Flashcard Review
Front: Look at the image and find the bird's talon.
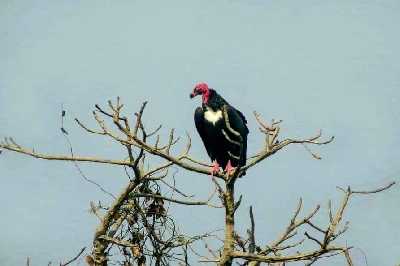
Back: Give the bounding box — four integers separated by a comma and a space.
211, 159, 220, 178
224, 160, 237, 180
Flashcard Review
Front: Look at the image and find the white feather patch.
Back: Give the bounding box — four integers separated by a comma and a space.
204, 109, 223, 125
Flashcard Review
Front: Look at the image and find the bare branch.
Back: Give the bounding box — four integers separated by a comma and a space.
291, 198, 302, 224
99, 235, 138, 248
344, 248, 354, 266
75, 118, 107, 135
184, 155, 214, 167
349, 181, 396, 194
90, 201, 104, 221
131, 188, 218, 206
248, 206, 256, 254
161, 178, 195, 198
205, 242, 219, 259
60, 247, 86, 266
328, 199, 334, 223
234, 195, 242, 211
304, 232, 323, 246
0, 142, 131, 166
306, 221, 325, 234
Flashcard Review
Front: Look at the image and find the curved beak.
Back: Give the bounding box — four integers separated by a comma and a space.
190, 93, 196, 99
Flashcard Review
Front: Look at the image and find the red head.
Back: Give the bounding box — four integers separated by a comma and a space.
190, 83, 210, 103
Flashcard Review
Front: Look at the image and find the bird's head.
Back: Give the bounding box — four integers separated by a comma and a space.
190, 83, 210, 103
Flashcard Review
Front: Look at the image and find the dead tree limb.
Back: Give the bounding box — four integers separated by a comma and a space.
1, 98, 394, 266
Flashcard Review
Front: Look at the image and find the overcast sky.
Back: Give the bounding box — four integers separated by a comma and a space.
1, 1, 399, 265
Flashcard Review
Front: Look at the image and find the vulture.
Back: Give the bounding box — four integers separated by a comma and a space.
190, 83, 249, 178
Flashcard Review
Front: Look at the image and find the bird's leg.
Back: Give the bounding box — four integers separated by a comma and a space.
211, 159, 220, 177
224, 160, 236, 180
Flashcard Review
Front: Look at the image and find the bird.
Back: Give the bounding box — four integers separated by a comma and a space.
190, 83, 249, 178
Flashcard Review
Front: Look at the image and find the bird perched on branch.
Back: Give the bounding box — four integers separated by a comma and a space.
190, 83, 249, 178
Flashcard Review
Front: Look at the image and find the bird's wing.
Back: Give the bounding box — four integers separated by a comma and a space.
225, 105, 249, 166
234, 108, 249, 133
225, 105, 249, 135
194, 107, 211, 157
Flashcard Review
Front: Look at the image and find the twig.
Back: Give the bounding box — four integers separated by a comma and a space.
131, 188, 218, 206
90, 201, 104, 220
60, 247, 86, 266
248, 206, 256, 253
161, 179, 195, 198
349, 182, 395, 194
0, 143, 131, 166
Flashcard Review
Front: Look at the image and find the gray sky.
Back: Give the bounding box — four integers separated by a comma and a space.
1, 1, 399, 265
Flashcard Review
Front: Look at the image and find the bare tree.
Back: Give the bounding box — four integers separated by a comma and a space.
1, 98, 395, 266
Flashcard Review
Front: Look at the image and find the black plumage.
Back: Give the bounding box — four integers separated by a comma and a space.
190, 83, 249, 177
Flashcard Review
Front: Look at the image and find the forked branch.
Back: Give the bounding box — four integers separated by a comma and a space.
242, 112, 333, 173
228, 182, 395, 265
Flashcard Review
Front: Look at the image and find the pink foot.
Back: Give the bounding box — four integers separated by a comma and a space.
211, 160, 220, 178
224, 160, 236, 180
